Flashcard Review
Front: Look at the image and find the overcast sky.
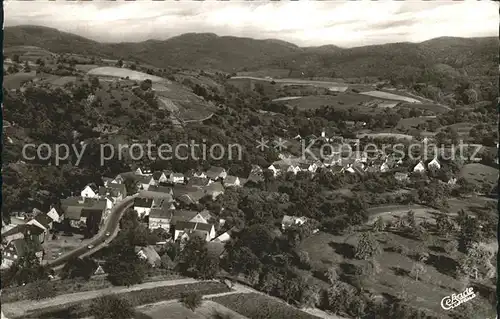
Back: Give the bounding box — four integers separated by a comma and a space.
5, 0, 499, 47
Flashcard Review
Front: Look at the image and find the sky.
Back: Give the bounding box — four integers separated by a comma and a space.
4, 0, 499, 47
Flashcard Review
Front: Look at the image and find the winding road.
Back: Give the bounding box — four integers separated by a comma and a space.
45, 194, 138, 269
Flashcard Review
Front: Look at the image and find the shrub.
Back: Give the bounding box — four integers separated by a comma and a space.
180, 291, 202, 312
89, 294, 134, 319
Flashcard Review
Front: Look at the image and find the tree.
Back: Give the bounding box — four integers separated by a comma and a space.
140, 79, 153, 91
105, 246, 147, 286
60, 257, 97, 280
457, 214, 482, 252
355, 232, 381, 260
177, 236, 219, 279
2, 237, 49, 287
372, 216, 385, 232
180, 291, 202, 312
130, 63, 137, 70
24, 61, 31, 72
410, 262, 426, 281
116, 59, 124, 68
89, 295, 135, 319
325, 266, 339, 284
457, 242, 495, 280
435, 214, 455, 238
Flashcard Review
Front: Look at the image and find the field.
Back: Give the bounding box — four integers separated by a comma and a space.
48, 76, 77, 86
3, 72, 37, 90
459, 163, 498, 186
365, 204, 443, 223
212, 293, 321, 319
4, 45, 55, 60
15, 282, 231, 319
138, 300, 247, 319
75, 64, 99, 72
236, 68, 291, 78
88, 67, 168, 83
398, 102, 451, 114
356, 132, 414, 140
278, 93, 377, 112
439, 122, 473, 136
396, 117, 432, 130
299, 230, 495, 319
359, 91, 422, 103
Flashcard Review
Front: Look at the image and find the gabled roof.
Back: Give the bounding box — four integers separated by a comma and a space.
171, 173, 185, 179
187, 177, 210, 187
152, 171, 164, 180
224, 175, 240, 184
175, 221, 213, 232
149, 208, 173, 219
148, 185, 173, 194
204, 182, 224, 194
199, 210, 213, 221
205, 166, 225, 179
134, 197, 154, 208
83, 183, 99, 193
172, 185, 201, 198
177, 191, 205, 205
34, 214, 53, 227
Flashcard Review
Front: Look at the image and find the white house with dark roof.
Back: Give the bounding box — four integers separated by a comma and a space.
134, 197, 154, 217
81, 184, 99, 199
169, 173, 185, 184
281, 215, 308, 230
205, 166, 227, 181
413, 161, 426, 173
46, 207, 62, 223
135, 167, 153, 176
174, 221, 216, 242
428, 158, 441, 170
267, 164, 280, 177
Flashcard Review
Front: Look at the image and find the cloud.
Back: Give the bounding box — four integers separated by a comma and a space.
4, 1, 498, 47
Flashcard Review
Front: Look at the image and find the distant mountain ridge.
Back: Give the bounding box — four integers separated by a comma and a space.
4, 25, 498, 77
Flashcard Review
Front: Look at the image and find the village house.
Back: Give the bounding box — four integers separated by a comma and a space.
413, 161, 426, 173
330, 165, 345, 175
187, 177, 212, 189
174, 222, 216, 242
98, 183, 127, 202
133, 197, 154, 217
267, 164, 281, 177
205, 166, 227, 181
148, 207, 173, 231
152, 170, 171, 184
281, 215, 308, 230
224, 175, 242, 187
101, 177, 115, 187
203, 182, 225, 200
169, 173, 185, 184
427, 158, 441, 170
1, 237, 44, 270
81, 183, 99, 199
323, 153, 342, 167
135, 167, 153, 176
147, 185, 174, 195
134, 246, 161, 267
46, 206, 63, 223
61, 197, 107, 229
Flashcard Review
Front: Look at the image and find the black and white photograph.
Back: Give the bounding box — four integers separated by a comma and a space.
1, 1, 498, 318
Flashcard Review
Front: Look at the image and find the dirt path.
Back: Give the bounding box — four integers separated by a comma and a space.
2, 278, 202, 318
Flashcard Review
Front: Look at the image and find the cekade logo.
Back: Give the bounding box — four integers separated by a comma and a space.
441, 287, 477, 310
